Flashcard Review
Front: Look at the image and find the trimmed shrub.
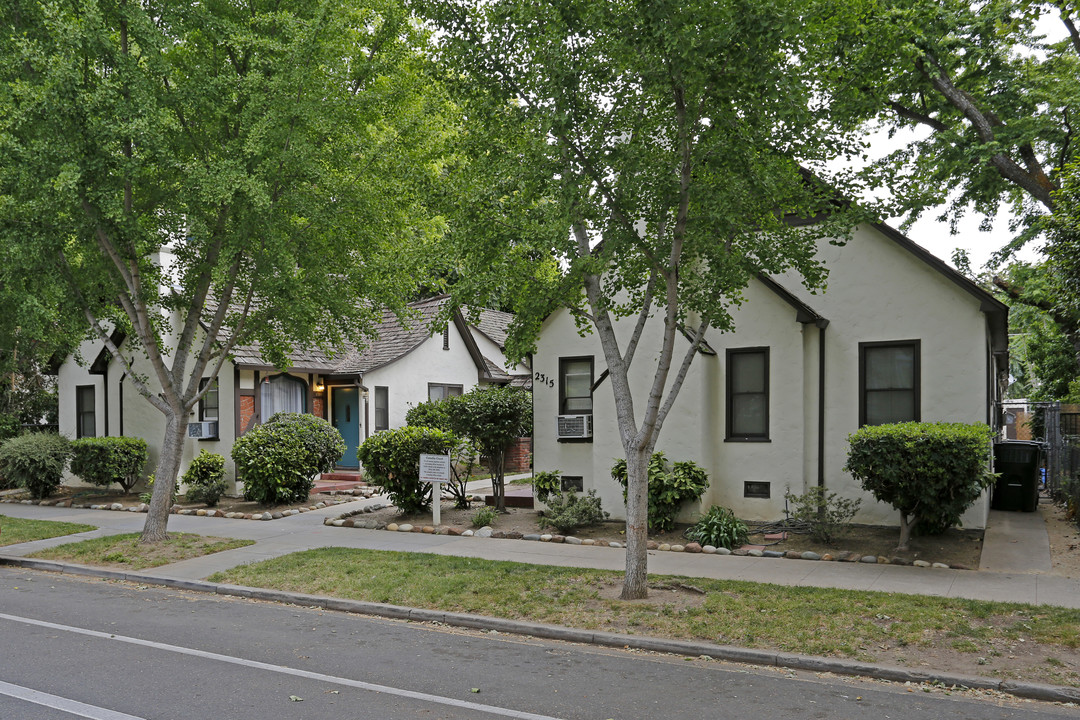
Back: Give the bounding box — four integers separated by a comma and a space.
784, 486, 862, 545
70, 436, 148, 492
685, 505, 748, 549
357, 425, 458, 514
845, 422, 994, 550
0, 432, 71, 499
232, 413, 344, 506
611, 452, 710, 532
539, 490, 608, 534
182, 450, 228, 507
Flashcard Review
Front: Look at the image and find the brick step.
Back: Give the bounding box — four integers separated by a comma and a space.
319, 472, 366, 484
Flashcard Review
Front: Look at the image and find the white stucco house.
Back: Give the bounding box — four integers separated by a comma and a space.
57, 295, 529, 491
532, 222, 1009, 530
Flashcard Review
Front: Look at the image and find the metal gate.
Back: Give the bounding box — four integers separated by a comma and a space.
1027, 402, 1080, 505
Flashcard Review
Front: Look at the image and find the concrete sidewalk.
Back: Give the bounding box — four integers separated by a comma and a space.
2, 496, 1076, 609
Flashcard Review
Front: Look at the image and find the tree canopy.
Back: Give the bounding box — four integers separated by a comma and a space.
0, 0, 451, 539
415, 0, 868, 597
821, 0, 1080, 371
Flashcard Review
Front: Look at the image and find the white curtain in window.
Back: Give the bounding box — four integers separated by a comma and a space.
261, 375, 305, 422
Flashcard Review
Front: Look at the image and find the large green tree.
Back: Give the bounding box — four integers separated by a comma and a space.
0, 0, 448, 541
416, 0, 866, 598
823, 0, 1080, 360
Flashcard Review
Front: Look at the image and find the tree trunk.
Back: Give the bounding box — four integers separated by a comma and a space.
491, 449, 506, 512
896, 512, 915, 552
620, 446, 651, 600
140, 411, 186, 543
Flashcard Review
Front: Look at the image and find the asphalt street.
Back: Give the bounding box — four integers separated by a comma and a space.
0, 568, 1073, 720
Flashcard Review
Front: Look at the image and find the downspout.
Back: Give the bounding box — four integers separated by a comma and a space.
103, 363, 110, 437
817, 321, 829, 489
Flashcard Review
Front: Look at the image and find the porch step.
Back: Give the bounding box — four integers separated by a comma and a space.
315, 471, 367, 493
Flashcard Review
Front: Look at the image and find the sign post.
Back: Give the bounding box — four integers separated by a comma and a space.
419, 453, 451, 526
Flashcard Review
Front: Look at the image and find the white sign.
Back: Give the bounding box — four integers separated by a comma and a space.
419, 453, 451, 483
419, 453, 451, 525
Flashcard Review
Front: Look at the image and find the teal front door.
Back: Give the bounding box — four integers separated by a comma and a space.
331, 386, 360, 468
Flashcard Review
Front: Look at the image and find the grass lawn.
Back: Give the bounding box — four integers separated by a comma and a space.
29, 533, 254, 570
209, 548, 1080, 687
0, 514, 96, 546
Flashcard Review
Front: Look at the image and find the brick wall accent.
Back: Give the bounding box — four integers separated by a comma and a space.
313, 396, 325, 419
504, 436, 532, 474
239, 395, 255, 436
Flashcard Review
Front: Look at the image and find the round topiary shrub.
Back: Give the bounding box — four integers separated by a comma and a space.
357, 425, 458, 514
182, 449, 228, 507
70, 436, 148, 492
232, 412, 344, 506
0, 432, 71, 499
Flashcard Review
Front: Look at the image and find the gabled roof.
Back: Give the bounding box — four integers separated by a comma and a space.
230, 295, 509, 383
756, 274, 829, 328
468, 307, 514, 348
870, 222, 1009, 353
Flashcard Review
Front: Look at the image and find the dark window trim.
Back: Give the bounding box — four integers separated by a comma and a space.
558, 356, 594, 416
75, 384, 96, 439
261, 373, 309, 422
725, 347, 770, 441
744, 481, 771, 499
198, 377, 220, 422
858, 339, 921, 426
374, 386, 389, 432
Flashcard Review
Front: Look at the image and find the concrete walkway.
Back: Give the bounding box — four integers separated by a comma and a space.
2, 495, 1077, 609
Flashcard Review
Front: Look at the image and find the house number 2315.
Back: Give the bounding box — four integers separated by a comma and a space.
534, 372, 555, 388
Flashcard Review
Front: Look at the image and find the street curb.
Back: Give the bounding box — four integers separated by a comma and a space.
2, 555, 1078, 705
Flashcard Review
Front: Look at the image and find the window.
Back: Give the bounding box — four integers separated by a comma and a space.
428, 383, 463, 402
199, 378, 219, 422
726, 348, 769, 440
76, 385, 96, 439
261, 374, 306, 422
860, 340, 920, 426
559, 357, 593, 414
374, 386, 389, 432
744, 481, 771, 498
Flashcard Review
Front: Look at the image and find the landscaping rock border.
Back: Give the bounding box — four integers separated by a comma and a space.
0, 487, 373, 521
324, 507, 975, 569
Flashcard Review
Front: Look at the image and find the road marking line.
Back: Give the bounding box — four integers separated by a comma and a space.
0, 612, 564, 720
0, 680, 147, 720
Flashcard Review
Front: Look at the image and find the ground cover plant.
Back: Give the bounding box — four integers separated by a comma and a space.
209, 548, 1080, 687
0, 514, 95, 546
181, 450, 228, 507
611, 453, 709, 532
30, 533, 253, 570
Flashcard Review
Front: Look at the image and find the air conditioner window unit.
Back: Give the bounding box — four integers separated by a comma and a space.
557, 414, 592, 439
187, 421, 219, 439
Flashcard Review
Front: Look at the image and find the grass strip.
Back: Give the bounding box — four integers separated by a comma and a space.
209, 547, 1080, 664
0, 514, 96, 546
29, 533, 253, 570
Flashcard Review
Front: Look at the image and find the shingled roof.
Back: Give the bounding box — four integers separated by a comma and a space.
468, 307, 514, 349
229, 296, 513, 383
